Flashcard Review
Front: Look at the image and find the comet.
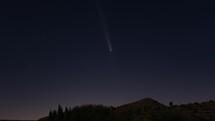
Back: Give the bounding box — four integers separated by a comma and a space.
104, 28, 112, 52
97, 1, 113, 53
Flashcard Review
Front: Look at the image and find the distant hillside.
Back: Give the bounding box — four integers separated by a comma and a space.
118, 98, 165, 109
169, 100, 215, 121
38, 98, 215, 121
0, 120, 36, 121
114, 98, 166, 121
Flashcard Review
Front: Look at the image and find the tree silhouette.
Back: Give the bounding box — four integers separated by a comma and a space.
48, 110, 53, 121
64, 107, 70, 121
169, 101, 173, 106
45, 101, 212, 121
53, 110, 58, 121
57, 105, 63, 121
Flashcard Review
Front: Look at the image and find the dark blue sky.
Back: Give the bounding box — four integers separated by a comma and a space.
0, 1, 215, 119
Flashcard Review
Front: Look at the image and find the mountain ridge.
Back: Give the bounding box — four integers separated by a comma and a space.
38, 98, 215, 121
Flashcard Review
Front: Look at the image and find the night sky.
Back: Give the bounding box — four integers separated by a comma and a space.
0, 1, 215, 120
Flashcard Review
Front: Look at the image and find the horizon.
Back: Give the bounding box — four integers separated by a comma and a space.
1, 0, 215, 119
1, 97, 215, 120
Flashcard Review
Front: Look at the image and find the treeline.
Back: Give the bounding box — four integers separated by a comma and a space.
47, 104, 198, 121
44, 98, 215, 121
48, 105, 114, 121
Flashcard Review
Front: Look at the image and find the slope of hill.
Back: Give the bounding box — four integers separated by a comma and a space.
38, 98, 215, 121
118, 98, 165, 110
114, 98, 166, 121
170, 100, 215, 121
0, 119, 36, 121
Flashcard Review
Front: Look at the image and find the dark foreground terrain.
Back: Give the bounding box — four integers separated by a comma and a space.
38, 98, 215, 121
0, 120, 35, 121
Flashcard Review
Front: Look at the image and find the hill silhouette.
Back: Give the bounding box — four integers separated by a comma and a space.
0, 120, 35, 121
38, 98, 215, 121
114, 98, 166, 121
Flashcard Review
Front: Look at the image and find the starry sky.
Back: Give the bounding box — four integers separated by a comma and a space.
0, 1, 215, 120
